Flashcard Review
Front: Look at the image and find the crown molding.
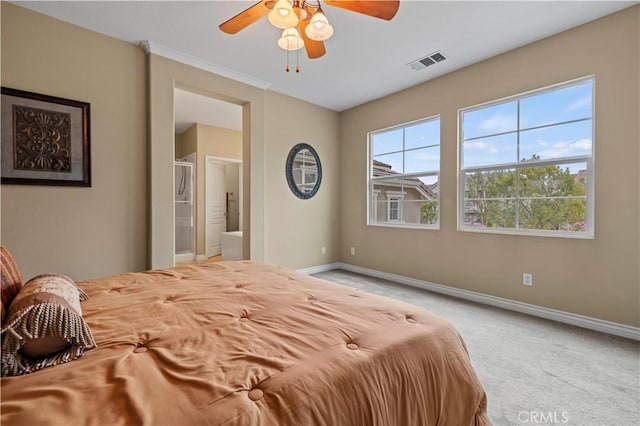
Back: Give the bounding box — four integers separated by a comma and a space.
140, 40, 271, 90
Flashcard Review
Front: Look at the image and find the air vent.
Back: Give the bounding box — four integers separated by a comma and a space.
408, 51, 447, 71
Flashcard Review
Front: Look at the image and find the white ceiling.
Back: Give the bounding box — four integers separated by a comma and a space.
174, 88, 242, 133
14, 0, 637, 116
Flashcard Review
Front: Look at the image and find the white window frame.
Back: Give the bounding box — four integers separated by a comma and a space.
458, 76, 595, 238
368, 115, 441, 229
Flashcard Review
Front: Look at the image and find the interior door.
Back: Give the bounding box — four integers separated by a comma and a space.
206, 159, 226, 257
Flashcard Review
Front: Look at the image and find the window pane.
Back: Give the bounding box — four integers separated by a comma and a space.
371, 179, 404, 223
372, 175, 439, 225
463, 133, 518, 168
418, 175, 439, 197
520, 120, 592, 162
405, 146, 439, 174
518, 163, 588, 198
464, 199, 516, 228
405, 119, 439, 150
372, 128, 403, 156
419, 175, 439, 186
371, 199, 387, 223
519, 199, 587, 232
373, 152, 403, 175
464, 170, 516, 228
463, 100, 517, 140
520, 80, 593, 129
464, 169, 516, 200
370, 116, 440, 228
402, 200, 439, 225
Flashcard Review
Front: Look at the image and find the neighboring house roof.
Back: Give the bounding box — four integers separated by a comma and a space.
372, 160, 397, 177
372, 160, 437, 200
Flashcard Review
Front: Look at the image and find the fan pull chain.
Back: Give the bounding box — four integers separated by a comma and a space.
283, 30, 300, 73
286, 38, 290, 72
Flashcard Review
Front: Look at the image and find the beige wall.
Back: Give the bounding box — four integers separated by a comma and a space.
198, 124, 242, 160
264, 91, 341, 269
339, 6, 640, 327
176, 125, 197, 159
174, 133, 182, 155
0, 3, 148, 280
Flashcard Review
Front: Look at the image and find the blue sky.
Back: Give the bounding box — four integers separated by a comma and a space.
462, 80, 593, 172
372, 118, 440, 174
371, 79, 592, 176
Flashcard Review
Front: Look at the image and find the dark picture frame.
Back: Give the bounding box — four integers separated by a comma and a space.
1, 87, 91, 187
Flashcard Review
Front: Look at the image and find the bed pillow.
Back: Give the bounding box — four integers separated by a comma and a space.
1, 247, 25, 325
1, 273, 96, 377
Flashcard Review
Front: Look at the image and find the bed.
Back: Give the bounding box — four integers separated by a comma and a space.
1, 259, 489, 425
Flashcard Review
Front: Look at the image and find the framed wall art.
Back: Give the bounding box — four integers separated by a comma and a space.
1, 87, 91, 187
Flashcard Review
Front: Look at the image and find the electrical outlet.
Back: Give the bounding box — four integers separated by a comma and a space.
321, 246, 326, 255
350, 247, 355, 256
523, 273, 533, 286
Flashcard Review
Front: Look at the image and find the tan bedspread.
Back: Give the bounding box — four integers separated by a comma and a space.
1, 261, 489, 425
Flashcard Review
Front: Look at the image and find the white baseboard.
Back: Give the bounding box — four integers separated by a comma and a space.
297, 263, 342, 275
175, 253, 195, 263
303, 262, 640, 341
196, 254, 207, 261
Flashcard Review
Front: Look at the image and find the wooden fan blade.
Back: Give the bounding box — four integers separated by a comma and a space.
324, 0, 399, 21
299, 17, 326, 59
219, 0, 271, 34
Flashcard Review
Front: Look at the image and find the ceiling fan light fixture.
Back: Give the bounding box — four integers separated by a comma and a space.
305, 10, 334, 41
268, 0, 299, 29
278, 27, 305, 51
219, 0, 399, 70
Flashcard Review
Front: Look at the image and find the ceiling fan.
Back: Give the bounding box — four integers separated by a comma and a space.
219, 0, 400, 62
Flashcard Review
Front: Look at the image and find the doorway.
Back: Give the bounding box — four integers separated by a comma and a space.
174, 88, 243, 264
205, 156, 242, 258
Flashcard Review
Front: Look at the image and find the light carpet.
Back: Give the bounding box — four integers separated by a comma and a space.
313, 270, 640, 426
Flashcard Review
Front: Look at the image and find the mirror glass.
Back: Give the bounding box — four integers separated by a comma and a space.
286, 143, 322, 199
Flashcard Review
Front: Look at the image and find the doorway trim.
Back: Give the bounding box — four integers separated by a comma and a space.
205, 155, 243, 259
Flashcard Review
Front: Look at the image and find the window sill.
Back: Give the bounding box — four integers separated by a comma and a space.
368, 222, 440, 231
458, 226, 594, 239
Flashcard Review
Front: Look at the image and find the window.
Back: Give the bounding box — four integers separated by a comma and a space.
386, 192, 404, 222
459, 77, 594, 237
368, 116, 440, 228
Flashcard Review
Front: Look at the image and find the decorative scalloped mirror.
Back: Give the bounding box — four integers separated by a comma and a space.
285, 143, 322, 199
